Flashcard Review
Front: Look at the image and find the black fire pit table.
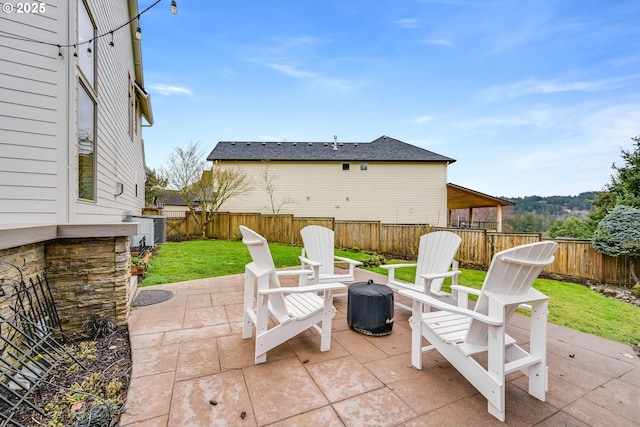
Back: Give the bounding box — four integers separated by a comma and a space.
347, 279, 394, 336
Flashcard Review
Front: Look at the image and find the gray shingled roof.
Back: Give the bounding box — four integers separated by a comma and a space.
207, 135, 456, 163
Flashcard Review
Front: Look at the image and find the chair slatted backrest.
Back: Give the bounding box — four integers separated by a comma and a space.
465, 241, 557, 346
414, 231, 462, 289
240, 226, 289, 321
301, 225, 336, 276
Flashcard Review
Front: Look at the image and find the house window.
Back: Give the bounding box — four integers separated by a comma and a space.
78, 83, 96, 200
128, 75, 135, 139
78, 0, 96, 88
77, 0, 97, 201
342, 163, 350, 171
360, 163, 368, 171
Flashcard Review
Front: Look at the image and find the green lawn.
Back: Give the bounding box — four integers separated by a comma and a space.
141, 240, 640, 347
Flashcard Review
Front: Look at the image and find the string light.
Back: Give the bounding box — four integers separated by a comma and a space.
86, 40, 92, 57
0, 0, 176, 55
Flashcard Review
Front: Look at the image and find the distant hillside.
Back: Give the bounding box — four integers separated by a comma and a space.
504, 192, 598, 218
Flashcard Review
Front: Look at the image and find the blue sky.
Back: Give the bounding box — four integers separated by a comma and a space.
138, 0, 640, 198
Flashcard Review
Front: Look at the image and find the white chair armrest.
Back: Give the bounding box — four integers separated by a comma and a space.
246, 262, 271, 278
380, 263, 417, 271
276, 269, 313, 277
334, 255, 363, 266
381, 263, 417, 283
420, 270, 460, 280
451, 284, 480, 308
398, 289, 503, 326
298, 256, 322, 267
259, 282, 346, 295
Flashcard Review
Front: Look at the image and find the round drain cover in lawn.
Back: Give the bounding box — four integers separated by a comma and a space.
132, 290, 174, 307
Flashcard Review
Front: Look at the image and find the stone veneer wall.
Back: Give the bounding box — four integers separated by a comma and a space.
45, 237, 131, 336
0, 242, 47, 319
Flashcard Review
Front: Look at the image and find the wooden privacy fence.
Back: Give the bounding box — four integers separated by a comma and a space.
161, 211, 634, 286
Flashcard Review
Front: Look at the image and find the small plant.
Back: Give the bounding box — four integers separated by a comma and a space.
82, 313, 117, 339
360, 255, 387, 268
130, 256, 146, 267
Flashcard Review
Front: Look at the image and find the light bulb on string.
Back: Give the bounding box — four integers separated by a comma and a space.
135, 26, 142, 40
73, 44, 78, 57
57, 45, 63, 59
170, 0, 177, 15
86, 40, 92, 57
109, 32, 114, 47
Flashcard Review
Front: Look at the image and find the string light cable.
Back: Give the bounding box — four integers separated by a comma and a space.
0, 0, 176, 52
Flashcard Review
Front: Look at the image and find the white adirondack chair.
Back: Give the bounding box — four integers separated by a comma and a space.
299, 225, 362, 292
382, 231, 462, 311
240, 226, 346, 364
399, 240, 558, 422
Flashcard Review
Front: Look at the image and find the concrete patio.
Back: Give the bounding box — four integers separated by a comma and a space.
120, 269, 640, 426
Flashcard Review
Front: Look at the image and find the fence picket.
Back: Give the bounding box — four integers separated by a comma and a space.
159, 212, 633, 286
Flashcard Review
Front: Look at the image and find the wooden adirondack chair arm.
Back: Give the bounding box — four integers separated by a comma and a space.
381, 263, 417, 282
276, 269, 313, 277
398, 289, 503, 326
420, 270, 460, 280
298, 256, 322, 267
484, 288, 549, 305
245, 262, 271, 279
451, 284, 480, 295
334, 255, 362, 266
258, 282, 346, 295
381, 263, 417, 271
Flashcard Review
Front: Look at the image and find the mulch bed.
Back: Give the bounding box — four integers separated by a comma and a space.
10, 328, 132, 426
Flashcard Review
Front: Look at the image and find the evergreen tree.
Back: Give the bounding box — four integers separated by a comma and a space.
589, 136, 640, 227
548, 217, 592, 239
592, 205, 640, 284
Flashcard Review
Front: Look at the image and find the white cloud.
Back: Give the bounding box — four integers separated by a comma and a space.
482, 76, 637, 101
415, 115, 435, 125
393, 18, 419, 28
147, 83, 192, 96
419, 38, 454, 47
265, 63, 353, 92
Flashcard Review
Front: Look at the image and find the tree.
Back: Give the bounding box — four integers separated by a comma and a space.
589, 136, 640, 227
160, 142, 251, 238
548, 217, 592, 239
511, 212, 553, 233
191, 167, 251, 236
145, 167, 167, 207
592, 205, 640, 284
257, 161, 297, 214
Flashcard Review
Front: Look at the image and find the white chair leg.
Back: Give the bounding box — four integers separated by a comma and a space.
319, 291, 334, 351
410, 300, 423, 369
528, 299, 548, 400
243, 269, 254, 339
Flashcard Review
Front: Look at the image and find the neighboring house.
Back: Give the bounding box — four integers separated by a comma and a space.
154, 191, 199, 214
0, 0, 154, 333
207, 136, 456, 225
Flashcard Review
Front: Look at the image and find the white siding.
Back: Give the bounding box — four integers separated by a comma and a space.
71, 0, 146, 223
0, 0, 147, 226
0, 5, 63, 224
217, 161, 449, 225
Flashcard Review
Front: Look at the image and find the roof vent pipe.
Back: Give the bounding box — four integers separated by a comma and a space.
333, 135, 338, 150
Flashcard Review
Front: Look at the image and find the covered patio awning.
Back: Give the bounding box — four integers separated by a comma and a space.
447, 183, 515, 232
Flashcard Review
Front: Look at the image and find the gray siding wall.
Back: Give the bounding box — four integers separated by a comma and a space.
0, 4, 64, 224
0, 0, 147, 227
